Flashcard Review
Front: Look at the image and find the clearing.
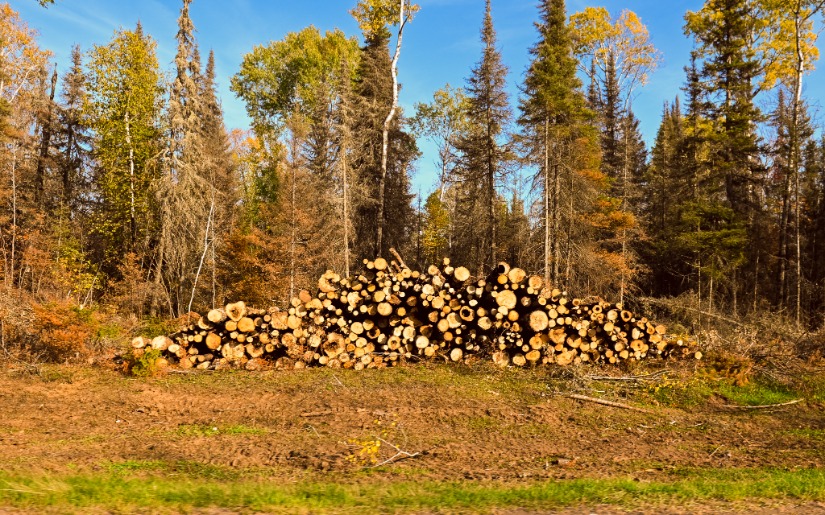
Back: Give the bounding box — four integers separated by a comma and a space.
0, 359, 824, 513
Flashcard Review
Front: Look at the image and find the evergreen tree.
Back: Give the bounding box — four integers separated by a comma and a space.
498, 188, 533, 268
54, 45, 91, 214
198, 50, 237, 306
156, 0, 216, 315
801, 138, 825, 322
351, 31, 416, 262
642, 101, 684, 295
600, 52, 622, 183
685, 0, 764, 310
454, 0, 510, 273
520, 0, 630, 297
34, 65, 57, 208
770, 90, 814, 310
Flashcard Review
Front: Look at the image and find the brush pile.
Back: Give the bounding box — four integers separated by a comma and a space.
137, 257, 699, 370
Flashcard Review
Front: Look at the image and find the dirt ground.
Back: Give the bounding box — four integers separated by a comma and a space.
0, 361, 823, 512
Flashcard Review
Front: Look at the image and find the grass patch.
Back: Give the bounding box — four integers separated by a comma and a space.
796, 374, 825, 403
0, 467, 823, 513
717, 380, 797, 406
645, 376, 714, 408
171, 423, 267, 437
103, 460, 246, 481
786, 428, 825, 440
642, 374, 801, 409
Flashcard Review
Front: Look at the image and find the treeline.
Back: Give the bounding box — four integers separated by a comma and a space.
2, 0, 825, 348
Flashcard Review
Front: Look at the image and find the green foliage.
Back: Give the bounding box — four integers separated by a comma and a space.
452, 0, 511, 271
420, 191, 450, 265
137, 317, 179, 339
716, 379, 796, 406
85, 24, 164, 274
350, 0, 419, 42
124, 347, 163, 377
410, 84, 469, 191
172, 424, 266, 437
231, 27, 359, 137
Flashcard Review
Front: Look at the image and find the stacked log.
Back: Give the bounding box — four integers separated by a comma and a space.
146, 256, 699, 370
131, 301, 298, 370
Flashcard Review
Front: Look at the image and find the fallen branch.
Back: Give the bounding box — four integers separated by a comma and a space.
371, 436, 420, 468
300, 410, 333, 418
0, 488, 46, 495
719, 399, 803, 410
586, 369, 669, 382
566, 393, 653, 414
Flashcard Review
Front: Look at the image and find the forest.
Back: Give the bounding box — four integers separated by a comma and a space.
2, 0, 825, 361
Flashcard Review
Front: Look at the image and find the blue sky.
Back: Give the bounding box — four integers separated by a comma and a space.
12, 0, 825, 193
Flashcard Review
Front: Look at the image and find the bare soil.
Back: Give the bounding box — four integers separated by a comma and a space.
0, 361, 823, 513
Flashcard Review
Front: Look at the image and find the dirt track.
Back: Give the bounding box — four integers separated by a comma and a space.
1, 363, 822, 486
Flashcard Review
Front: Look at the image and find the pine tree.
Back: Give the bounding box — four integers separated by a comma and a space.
600, 52, 622, 183
520, 0, 624, 295
54, 45, 91, 214
771, 90, 814, 311
454, 0, 510, 273
198, 50, 237, 306
801, 137, 825, 322
685, 0, 763, 310
34, 65, 57, 208
156, 0, 216, 315
351, 30, 417, 262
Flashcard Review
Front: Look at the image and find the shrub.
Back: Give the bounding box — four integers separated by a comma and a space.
123, 347, 166, 377
25, 300, 102, 361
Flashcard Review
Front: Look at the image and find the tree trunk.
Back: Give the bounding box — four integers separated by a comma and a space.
342, 131, 351, 278
791, 0, 807, 327
125, 110, 137, 245
187, 199, 214, 314
544, 116, 551, 286
376, 0, 409, 257
35, 67, 58, 207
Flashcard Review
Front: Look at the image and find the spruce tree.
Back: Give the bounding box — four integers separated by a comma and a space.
519, 0, 612, 291
685, 0, 763, 309
351, 30, 416, 262
156, 0, 215, 314
54, 45, 91, 213
34, 65, 57, 208
600, 52, 622, 183
454, 0, 510, 273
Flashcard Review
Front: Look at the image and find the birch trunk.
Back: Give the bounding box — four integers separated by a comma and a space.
124, 110, 137, 244
376, 0, 408, 257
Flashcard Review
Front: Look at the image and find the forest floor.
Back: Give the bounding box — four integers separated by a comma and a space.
0, 356, 824, 514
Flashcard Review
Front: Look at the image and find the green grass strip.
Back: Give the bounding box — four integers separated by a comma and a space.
0, 468, 823, 513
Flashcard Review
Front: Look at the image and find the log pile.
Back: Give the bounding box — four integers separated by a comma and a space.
141, 257, 699, 371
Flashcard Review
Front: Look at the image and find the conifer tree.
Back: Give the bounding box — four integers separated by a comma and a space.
54, 45, 90, 213
685, 0, 763, 310
156, 0, 217, 314
454, 0, 510, 273
520, 0, 627, 296
350, 19, 416, 262
600, 52, 621, 182
34, 65, 57, 208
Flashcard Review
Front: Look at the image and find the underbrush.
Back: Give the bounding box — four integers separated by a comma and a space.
0, 291, 180, 368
